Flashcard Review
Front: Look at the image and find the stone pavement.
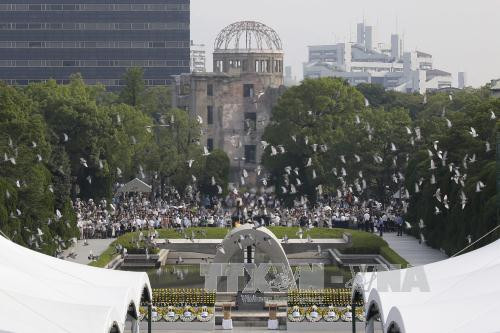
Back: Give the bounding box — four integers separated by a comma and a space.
62, 238, 115, 265
134, 324, 367, 333
149, 327, 366, 333
382, 232, 448, 266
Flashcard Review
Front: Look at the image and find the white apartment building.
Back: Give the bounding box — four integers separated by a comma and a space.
303, 22, 453, 93
284, 66, 297, 86
190, 40, 206, 73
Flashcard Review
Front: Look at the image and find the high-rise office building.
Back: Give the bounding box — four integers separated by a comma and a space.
0, 0, 190, 88
458, 72, 467, 89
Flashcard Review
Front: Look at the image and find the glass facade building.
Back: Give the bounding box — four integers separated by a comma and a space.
0, 0, 190, 88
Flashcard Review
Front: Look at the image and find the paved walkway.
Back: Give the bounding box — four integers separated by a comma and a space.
62, 238, 115, 265
134, 323, 366, 333
148, 327, 365, 333
382, 232, 448, 266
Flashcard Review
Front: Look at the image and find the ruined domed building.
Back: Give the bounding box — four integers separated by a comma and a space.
172, 21, 285, 186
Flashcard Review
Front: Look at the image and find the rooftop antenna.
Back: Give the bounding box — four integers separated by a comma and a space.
402, 30, 406, 52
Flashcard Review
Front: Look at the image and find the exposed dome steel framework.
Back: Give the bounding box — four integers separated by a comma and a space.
214, 21, 283, 51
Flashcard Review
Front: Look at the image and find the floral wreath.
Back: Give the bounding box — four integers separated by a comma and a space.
322, 305, 340, 322
163, 306, 180, 322
151, 307, 164, 322
305, 305, 322, 322
139, 306, 148, 321
196, 306, 214, 322
180, 306, 196, 322
287, 306, 305, 322
341, 306, 353, 322
355, 307, 365, 322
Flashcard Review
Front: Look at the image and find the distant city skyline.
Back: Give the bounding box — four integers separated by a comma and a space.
192, 0, 500, 88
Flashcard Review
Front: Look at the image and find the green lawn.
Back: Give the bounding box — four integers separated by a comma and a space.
89, 244, 118, 268
89, 226, 408, 268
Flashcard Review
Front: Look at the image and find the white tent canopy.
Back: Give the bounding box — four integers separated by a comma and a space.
117, 178, 152, 194
0, 236, 152, 333
1, 290, 118, 333
352, 240, 500, 333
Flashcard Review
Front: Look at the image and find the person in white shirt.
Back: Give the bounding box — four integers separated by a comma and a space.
218, 216, 225, 228
183, 216, 191, 228
271, 213, 280, 226
363, 211, 371, 232
207, 215, 215, 227
192, 216, 199, 227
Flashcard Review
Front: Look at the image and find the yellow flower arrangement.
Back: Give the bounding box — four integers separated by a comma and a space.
355, 307, 365, 322
163, 306, 180, 322
287, 305, 305, 322
305, 305, 322, 322
180, 305, 196, 322
139, 306, 148, 321
322, 305, 340, 322
196, 305, 214, 322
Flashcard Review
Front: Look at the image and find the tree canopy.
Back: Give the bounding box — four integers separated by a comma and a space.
262, 78, 499, 254
0, 72, 497, 256
0, 74, 229, 255
262, 78, 412, 205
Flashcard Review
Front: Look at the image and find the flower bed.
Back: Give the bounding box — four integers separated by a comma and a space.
287, 289, 365, 324
152, 288, 216, 307
139, 288, 216, 323
287, 288, 355, 308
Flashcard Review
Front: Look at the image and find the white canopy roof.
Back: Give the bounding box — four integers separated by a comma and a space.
0, 235, 152, 333
117, 178, 152, 194
353, 240, 500, 333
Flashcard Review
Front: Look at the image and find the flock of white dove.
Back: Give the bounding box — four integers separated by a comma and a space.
3, 131, 72, 249
240, 94, 495, 244
2, 92, 497, 249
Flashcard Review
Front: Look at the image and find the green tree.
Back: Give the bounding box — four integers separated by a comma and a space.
24, 75, 155, 200
199, 149, 230, 197
144, 108, 202, 195
262, 78, 365, 203
142, 86, 172, 119
0, 76, 220, 255
119, 67, 145, 107
404, 89, 499, 254
357, 83, 424, 118
262, 77, 412, 205
0, 82, 78, 254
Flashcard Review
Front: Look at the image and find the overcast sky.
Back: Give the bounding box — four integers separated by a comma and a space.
192, 0, 500, 87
